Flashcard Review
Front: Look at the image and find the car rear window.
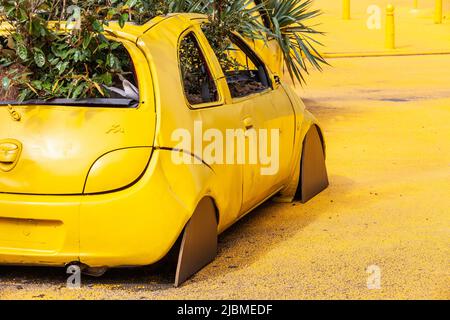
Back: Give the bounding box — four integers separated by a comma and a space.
179, 32, 219, 106
0, 36, 139, 108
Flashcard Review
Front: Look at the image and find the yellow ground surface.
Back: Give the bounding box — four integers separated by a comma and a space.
0, 53, 449, 300
311, 0, 450, 56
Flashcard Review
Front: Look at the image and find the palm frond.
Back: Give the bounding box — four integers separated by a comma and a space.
258, 0, 326, 85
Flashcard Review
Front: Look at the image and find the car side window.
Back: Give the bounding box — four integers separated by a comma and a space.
202, 30, 271, 99
179, 32, 219, 105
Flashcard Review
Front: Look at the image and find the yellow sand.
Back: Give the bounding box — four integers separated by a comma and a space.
1, 52, 448, 300
1, 0, 450, 299
309, 0, 450, 56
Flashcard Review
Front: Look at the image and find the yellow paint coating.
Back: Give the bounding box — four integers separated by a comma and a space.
434, 0, 443, 24
0, 14, 320, 268
308, 0, 450, 57
385, 4, 395, 49
84, 148, 152, 194
343, 0, 351, 20
1, 2, 447, 300
0, 54, 448, 299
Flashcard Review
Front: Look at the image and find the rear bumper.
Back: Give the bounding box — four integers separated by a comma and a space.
0, 150, 191, 268
0, 194, 80, 266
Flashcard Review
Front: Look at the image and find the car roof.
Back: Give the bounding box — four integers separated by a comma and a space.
106, 13, 206, 42
0, 13, 207, 43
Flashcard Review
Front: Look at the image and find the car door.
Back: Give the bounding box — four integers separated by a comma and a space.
212, 34, 296, 214
176, 29, 248, 228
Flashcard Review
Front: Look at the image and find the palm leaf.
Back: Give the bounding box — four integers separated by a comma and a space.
257, 0, 327, 85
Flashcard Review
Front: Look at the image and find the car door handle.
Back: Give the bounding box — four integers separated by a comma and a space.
243, 117, 254, 130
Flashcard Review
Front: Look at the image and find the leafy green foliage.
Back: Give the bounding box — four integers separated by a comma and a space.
171, 0, 326, 84
260, 0, 327, 83
198, 0, 266, 72
179, 32, 217, 104
0, 0, 325, 101
0, 0, 135, 101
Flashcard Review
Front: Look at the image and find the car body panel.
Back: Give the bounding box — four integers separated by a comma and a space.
137, 18, 246, 230
0, 148, 215, 267
0, 40, 155, 195
0, 192, 80, 265
239, 85, 297, 213
0, 13, 326, 268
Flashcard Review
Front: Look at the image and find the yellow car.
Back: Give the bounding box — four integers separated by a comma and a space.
0, 14, 328, 286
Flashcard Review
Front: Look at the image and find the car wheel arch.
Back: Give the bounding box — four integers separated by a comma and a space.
295, 124, 329, 203
314, 124, 327, 158
173, 195, 219, 286
273, 122, 327, 203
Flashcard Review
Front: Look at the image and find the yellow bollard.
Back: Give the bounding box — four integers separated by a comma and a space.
413, 0, 418, 9
343, 0, 350, 20
386, 4, 395, 49
434, 0, 442, 24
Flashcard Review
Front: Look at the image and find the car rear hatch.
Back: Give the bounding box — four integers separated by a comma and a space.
0, 100, 155, 195
0, 40, 156, 195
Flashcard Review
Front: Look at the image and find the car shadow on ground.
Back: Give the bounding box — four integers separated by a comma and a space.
184, 174, 355, 286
